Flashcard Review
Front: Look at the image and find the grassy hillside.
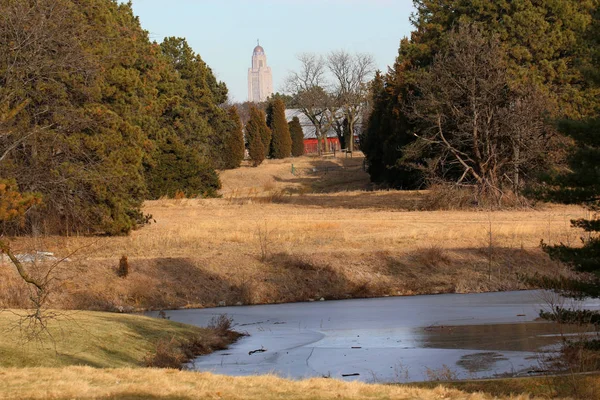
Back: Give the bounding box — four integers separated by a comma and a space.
0, 155, 587, 311
0, 311, 236, 368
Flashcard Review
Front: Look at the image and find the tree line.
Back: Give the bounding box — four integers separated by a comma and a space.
361, 0, 598, 198
0, 0, 246, 236
360, 1, 600, 316
241, 95, 305, 167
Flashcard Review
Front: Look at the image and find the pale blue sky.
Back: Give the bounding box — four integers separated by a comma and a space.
127, 0, 416, 102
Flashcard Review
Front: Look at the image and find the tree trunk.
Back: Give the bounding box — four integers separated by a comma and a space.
347, 118, 354, 153
316, 126, 322, 156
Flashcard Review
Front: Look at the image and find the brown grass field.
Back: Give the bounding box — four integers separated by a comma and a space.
0, 154, 598, 400
1, 366, 593, 400
0, 154, 589, 311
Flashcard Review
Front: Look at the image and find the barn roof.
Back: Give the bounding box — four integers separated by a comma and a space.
285, 109, 362, 139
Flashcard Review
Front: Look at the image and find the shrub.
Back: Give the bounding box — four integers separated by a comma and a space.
208, 314, 233, 335
144, 337, 185, 369
117, 255, 129, 278
420, 183, 527, 210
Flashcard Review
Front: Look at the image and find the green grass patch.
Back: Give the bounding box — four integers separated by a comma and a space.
0, 310, 227, 368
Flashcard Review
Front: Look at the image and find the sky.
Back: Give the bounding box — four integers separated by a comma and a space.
127, 0, 416, 102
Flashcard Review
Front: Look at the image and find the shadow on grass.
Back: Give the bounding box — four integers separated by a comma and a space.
272, 190, 426, 210
372, 246, 560, 294
266, 252, 385, 301
273, 158, 372, 195
71, 257, 255, 310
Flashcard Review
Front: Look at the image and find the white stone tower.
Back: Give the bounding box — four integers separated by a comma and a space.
248, 41, 273, 103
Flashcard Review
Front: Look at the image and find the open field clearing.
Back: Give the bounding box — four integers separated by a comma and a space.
0, 366, 584, 400
0, 155, 589, 311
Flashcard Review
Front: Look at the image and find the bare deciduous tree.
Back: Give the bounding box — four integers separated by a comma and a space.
327, 51, 375, 153
407, 24, 553, 201
285, 53, 333, 154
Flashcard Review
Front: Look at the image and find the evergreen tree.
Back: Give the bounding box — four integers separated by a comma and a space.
360, 70, 424, 189
289, 117, 305, 157
0, 0, 154, 235
363, 0, 598, 190
221, 107, 245, 169
246, 106, 267, 166
539, 10, 600, 307
258, 109, 272, 152
267, 98, 292, 159
542, 118, 600, 297
0, 0, 232, 234
145, 135, 220, 199
157, 37, 235, 171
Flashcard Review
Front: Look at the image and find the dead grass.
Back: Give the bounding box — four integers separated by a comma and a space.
219, 153, 370, 198
0, 366, 566, 400
0, 154, 589, 311
414, 373, 600, 400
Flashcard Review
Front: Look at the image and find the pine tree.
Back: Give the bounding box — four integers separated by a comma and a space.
246, 106, 267, 166
540, 11, 599, 302
542, 118, 600, 292
221, 106, 245, 169
258, 109, 272, 153
145, 136, 220, 199
0, 0, 153, 235
267, 98, 292, 159
289, 117, 305, 157
363, 0, 598, 190
0, 0, 231, 235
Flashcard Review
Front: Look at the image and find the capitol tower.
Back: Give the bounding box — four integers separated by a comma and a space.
247, 41, 273, 103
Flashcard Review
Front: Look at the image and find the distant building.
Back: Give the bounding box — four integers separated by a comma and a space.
247, 42, 273, 103
285, 109, 363, 154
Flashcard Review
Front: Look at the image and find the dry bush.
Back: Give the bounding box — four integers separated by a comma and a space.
561, 341, 600, 373
425, 364, 459, 381
224, 187, 290, 205
207, 314, 233, 336
116, 255, 129, 278
420, 184, 529, 211
145, 317, 243, 369
255, 221, 274, 261
144, 337, 185, 369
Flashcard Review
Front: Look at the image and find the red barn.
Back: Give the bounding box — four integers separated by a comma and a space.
285, 109, 361, 155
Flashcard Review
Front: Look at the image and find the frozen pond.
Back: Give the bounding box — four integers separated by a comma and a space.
151, 290, 600, 382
